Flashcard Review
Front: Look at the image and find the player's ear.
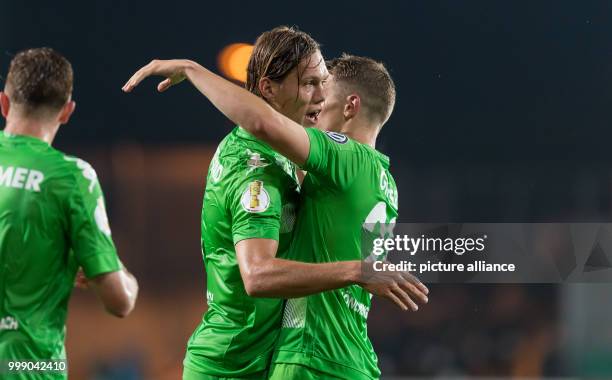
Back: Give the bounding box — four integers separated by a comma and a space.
343, 94, 360, 120
58, 100, 76, 125
0, 92, 10, 119
258, 77, 277, 103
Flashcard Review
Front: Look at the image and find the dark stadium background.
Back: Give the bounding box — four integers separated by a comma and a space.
3, 1, 612, 378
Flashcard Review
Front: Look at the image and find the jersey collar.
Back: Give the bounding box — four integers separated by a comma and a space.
1, 130, 50, 146
360, 141, 390, 169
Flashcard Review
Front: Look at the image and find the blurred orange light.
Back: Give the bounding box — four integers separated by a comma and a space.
218, 43, 253, 83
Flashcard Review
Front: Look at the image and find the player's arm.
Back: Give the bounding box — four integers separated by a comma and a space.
87, 268, 138, 318
226, 150, 426, 310
122, 59, 310, 166
75, 266, 138, 317
67, 158, 139, 318
236, 238, 428, 311
236, 238, 357, 297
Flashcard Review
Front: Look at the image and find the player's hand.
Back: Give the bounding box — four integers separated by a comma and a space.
359, 260, 429, 311
74, 268, 90, 290
122, 59, 191, 93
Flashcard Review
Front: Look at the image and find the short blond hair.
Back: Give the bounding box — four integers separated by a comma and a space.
327, 54, 396, 125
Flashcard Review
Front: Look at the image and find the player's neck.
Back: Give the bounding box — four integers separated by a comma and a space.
340, 119, 379, 149
4, 117, 59, 145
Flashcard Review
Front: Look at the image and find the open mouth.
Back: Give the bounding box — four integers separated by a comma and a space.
305, 110, 321, 124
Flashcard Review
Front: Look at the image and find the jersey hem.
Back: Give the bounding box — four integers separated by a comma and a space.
232, 229, 279, 245
183, 351, 270, 377
79, 250, 121, 278
271, 349, 379, 380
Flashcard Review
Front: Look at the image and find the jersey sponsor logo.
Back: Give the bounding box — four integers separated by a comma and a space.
246, 149, 270, 172
64, 156, 97, 193
94, 196, 112, 236
324, 131, 348, 144
342, 289, 369, 319
0, 316, 19, 331
0, 166, 44, 192
206, 290, 214, 304
240, 180, 270, 213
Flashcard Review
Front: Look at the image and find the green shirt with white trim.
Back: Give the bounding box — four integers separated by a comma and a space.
0, 131, 120, 379
272, 128, 398, 380
183, 127, 299, 377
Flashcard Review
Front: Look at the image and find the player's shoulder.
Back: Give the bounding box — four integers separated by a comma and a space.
212, 128, 297, 188
220, 127, 276, 159
57, 153, 100, 190
60, 154, 97, 174
307, 128, 364, 154
217, 127, 282, 170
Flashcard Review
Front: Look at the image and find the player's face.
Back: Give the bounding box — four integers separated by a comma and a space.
316, 76, 346, 133
273, 51, 328, 127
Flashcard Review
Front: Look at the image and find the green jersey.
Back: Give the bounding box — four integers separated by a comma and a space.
272, 128, 399, 380
183, 127, 299, 377
0, 132, 121, 379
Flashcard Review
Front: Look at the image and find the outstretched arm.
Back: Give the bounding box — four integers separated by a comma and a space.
123, 59, 310, 166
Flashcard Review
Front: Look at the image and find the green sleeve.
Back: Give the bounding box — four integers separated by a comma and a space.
302, 128, 361, 190
66, 158, 121, 278
228, 151, 285, 245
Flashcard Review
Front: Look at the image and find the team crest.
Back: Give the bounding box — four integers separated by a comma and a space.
240, 180, 270, 213
324, 131, 348, 144
246, 149, 270, 172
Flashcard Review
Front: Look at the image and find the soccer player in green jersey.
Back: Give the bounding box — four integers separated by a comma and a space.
124, 28, 427, 380
124, 53, 422, 379
267, 55, 403, 380
0, 48, 139, 380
